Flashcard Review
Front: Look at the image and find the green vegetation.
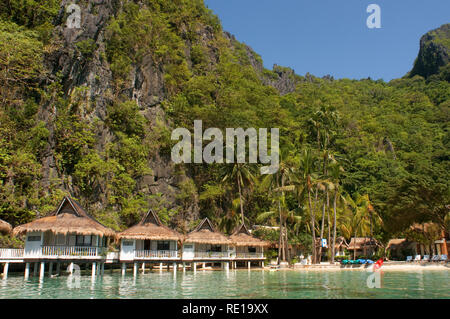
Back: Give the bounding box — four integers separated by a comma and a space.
0, 1, 448, 264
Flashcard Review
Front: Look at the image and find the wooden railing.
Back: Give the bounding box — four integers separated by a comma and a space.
194, 251, 230, 259
41, 246, 104, 258
135, 250, 179, 259
0, 248, 24, 259
235, 252, 264, 259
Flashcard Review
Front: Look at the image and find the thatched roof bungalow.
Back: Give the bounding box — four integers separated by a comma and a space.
119, 209, 181, 241
347, 237, 378, 258
0, 219, 12, 235
118, 209, 182, 261
184, 218, 231, 245
229, 224, 268, 260
182, 218, 231, 261
13, 196, 115, 238
13, 196, 116, 259
334, 236, 348, 256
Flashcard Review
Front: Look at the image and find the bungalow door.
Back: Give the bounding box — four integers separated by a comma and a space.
25, 233, 42, 257
120, 240, 135, 261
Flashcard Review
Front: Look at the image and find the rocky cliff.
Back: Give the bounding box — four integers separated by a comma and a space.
409, 23, 450, 80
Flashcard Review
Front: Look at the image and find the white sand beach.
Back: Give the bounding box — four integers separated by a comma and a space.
268, 262, 450, 272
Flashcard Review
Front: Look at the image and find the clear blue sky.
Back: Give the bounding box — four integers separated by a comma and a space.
204, 0, 450, 81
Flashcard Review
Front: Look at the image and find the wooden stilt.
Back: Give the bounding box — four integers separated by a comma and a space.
2, 263, 9, 279
39, 262, 45, 279
33, 262, 38, 277
24, 262, 30, 279
49, 262, 53, 276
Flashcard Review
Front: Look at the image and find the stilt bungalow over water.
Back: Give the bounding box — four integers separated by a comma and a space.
8, 196, 116, 279
118, 209, 182, 274
229, 224, 268, 268
182, 218, 232, 270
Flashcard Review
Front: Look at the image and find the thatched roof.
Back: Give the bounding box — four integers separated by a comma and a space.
229, 224, 269, 247
0, 219, 12, 235
184, 218, 231, 245
13, 197, 116, 237
118, 209, 181, 241
347, 237, 378, 250
334, 236, 348, 249
386, 238, 419, 251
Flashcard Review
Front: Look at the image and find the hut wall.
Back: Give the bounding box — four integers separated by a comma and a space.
68, 235, 76, 246
236, 246, 260, 253
195, 243, 226, 252
134, 240, 177, 251
24, 232, 44, 257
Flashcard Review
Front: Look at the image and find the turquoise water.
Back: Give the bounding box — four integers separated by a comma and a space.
0, 269, 449, 299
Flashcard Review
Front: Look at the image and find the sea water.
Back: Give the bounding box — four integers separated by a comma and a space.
0, 269, 448, 299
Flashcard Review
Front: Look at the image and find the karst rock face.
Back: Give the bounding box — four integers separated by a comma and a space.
39, 0, 200, 221
409, 23, 450, 80
35, 0, 300, 222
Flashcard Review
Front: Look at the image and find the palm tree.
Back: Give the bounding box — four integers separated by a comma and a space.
222, 163, 256, 224
257, 193, 298, 263
328, 160, 344, 263
340, 194, 382, 259
260, 152, 293, 263
295, 148, 319, 263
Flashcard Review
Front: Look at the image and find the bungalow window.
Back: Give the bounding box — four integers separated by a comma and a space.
144, 240, 151, 250
248, 247, 256, 253
56, 234, 66, 246
210, 245, 222, 252
157, 241, 170, 251
27, 236, 41, 242
76, 235, 92, 246
122, 241, 134, 247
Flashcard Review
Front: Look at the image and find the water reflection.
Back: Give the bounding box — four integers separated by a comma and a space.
0, 269, 449, 299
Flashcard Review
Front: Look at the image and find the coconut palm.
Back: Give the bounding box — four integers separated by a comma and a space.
222, 163, 256, 224
340, 193, 382, 259
328, 159, 344, 263
291, 148, 319, 263
260, 151, 293, 263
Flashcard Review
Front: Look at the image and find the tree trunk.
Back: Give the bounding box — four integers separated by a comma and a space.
285, 219, 290, 262
353, 228, 357, 260
318, 198, 326, 263
308, 189, 316, 264
327, 191, 331, 262
441, 230, 448, 256
278, 194, 283, 263
331, 188, 337, 264
237, 175, 244, 225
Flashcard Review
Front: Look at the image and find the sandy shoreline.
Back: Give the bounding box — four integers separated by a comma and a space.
265, 262, 450, 272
